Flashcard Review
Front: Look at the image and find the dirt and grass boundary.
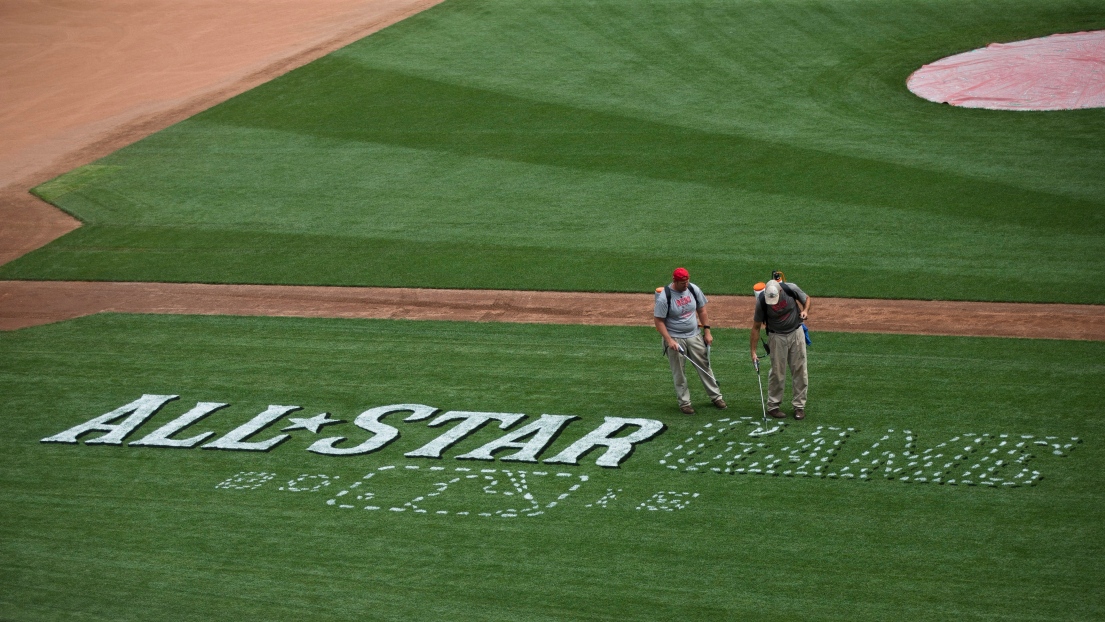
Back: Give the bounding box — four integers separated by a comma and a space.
1, 0, 1100, 338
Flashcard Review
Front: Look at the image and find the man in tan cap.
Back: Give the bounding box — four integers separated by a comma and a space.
750, 279, 811, 419
654, 267, 726, 414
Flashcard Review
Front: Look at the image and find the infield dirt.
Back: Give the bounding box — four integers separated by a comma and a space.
1, 0, 1100, 338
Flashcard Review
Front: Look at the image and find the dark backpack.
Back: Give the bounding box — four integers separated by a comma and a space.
758, 283, 811, 348
758, 282, 800, 331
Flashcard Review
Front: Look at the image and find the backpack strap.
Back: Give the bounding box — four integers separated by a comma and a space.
664, 283, 704, 316
758, 292, 770, 330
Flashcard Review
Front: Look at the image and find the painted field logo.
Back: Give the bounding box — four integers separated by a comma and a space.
663, 417, 1081, 487
40, 394, 666, 467
39, 395, 1084, 520
215, 465, 701, 518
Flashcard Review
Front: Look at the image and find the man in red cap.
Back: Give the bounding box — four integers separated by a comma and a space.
654, 267, 726, 414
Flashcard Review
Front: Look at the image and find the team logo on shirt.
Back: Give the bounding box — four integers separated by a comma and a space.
673, 294, 695, 319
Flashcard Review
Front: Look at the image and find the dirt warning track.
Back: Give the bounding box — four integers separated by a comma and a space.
0, 1, 1101, 339
2, 280, 1103, 341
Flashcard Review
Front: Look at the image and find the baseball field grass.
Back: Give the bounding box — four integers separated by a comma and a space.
1, 314, 1102, 620
3, 0, 1104, 619
3, 0, 1103, 302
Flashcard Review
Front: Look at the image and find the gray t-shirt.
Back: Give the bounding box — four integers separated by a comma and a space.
753, 282, 807, 334
654, 283, 707, 339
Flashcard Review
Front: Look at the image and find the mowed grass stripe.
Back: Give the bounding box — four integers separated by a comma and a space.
1, 314, 1102, 620
3, 0, 1102, 301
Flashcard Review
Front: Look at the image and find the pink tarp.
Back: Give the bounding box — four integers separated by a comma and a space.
907, 30, 1105, 111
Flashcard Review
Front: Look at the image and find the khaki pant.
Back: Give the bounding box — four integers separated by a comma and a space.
665, 333, 722, 407
768, 328, 808, 410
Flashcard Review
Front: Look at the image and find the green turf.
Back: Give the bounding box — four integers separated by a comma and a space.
1, 314, 1102, 620
3, 0, 1103, 301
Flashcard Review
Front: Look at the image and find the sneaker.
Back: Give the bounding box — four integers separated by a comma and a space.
680, 404, 696, 415
712, 398, 727, 410
794, 408, 806, 420
767, 408, 785, 419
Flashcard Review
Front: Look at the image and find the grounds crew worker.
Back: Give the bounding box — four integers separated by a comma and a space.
654, 267, 726, 414
751, 278, 811, 420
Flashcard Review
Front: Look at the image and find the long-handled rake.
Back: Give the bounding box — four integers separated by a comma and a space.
676, 344, 719, 387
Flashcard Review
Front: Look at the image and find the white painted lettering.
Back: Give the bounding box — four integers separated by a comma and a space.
544, 417, 665, 468
457, 414, 578, 462
129, 402, 227, 448
405, 411, 525, 459
307, 404, 438, 456
41, 394, 178, 445
202, 405, 299, 452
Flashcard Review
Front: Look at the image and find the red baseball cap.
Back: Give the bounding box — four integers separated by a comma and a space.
672, 267, 689, 281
